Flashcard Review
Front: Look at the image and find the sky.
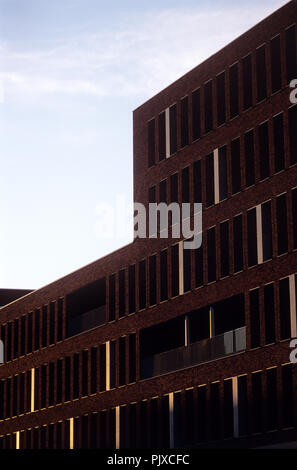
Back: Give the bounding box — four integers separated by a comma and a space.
0, 0, 289, 290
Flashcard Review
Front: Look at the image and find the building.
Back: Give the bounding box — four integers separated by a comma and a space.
0, 0, 297, 450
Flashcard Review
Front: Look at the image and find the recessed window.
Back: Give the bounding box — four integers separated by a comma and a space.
207, 227, 216, 283
249, 289, 260, 348
233, 214, 243, 272
270, 35, 282, 93
220, 220, 229, 278
229, 63, 239, 118
204, 80, 213, 133
276, 193, 288, 255
242, 54, 253, 110
258, 121, 270, 180
148, 118, 155, 168
244, 129, 255, 187
256, 45, 267, 102
192, 88, 201, 141
216, 71, 226, 126
264, 283, 275, 344
273, 113, 285, 173
285, 24, 297, 84
231, 138, 241, 194
180, 96, 189, 148
288, 104, 297, 165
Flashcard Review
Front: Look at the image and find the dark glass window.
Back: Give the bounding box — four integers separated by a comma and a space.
205, 152, 214, 207
170, 104, 177, 155
82, 350, 88, 397
264, 283, 275, 344
193, 160, 202, 203
129, 333, 136, 383
109, 273, 116, 321
34, 309, 40, 352
252, 372, 263, 433
288, 104, 297, 165
49, 362, 54, 405
41, 364, 47, 408
90, 347, 97, 394
219, 145, 228, 201
204, 80, 213, 133
158, 112, 166, 161
183, 242, 191, 293
99, 344, 106, 392
73, 353, 79, 399
276, 193, 288, 255
149, 255, 157, 306
223, 379, 233, 438
171, 244, 179, 297
261, 200, 272, 262
292, 188, 297, 250
229, 63, 239, 118
119, 269, 126, 318
160, 249, 168, 301
49, 302, 55, 345
192, 88, 201, 141
27, 313, 32, 354
138, 259, 146, 310
148, 118, 155, 168
41, 306, 47, 348
119, 337, 126, 386
182, 166, 190, 207
258, 121, 270, 180
128, 265, 136, 314
210, 382, 220, 440
244, 129, 255, 187
279, 277, 291, 340
207, 227, 216, 283
195, 244, 204, 288
216, 71, 226, 126
242, 54, 253, 110
170, 173, 178, 204
282, 364, 293, 428
231, 138, 241, 194
181, 96, 189, 148
57, 359, 62, 404
238, 376, 248, 436
247, 208, 257, 267
285, 25, 297, 84
197, 386, 207, 442
13, 319, 19, 359
57, 298, 63, 342
270, 35, 282, 93
65, 356, 71, 401
256, 45, 267, 102
273, 113, 285, 173
220, 220, 229, 278
110, 340, 116, 389
233, 214, 243, 272
250, 289, 260, 348
20, 316, 26, 356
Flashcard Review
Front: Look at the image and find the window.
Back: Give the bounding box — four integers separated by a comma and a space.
138, 259, 146, 310
149, 255, 157, 306
49, 362, 55, 405
65, 356, 71, 400
110, 340, 116, 389
279, 277, 291, 340
282, 364, 293, 428
288, 104, 297, 165
82, 350, 88, 397
207, 227, 216, 283
149, 185, 156, 204
170, 173, 178, 204
216, 71, 226, 126
270, 35, 282, 93
233, 214, 243, 272
285, 25, 297, 84
13, 319, 19, 359
204, 80, 213, 133
171, 244, 179, 297
193, 160, 202, 203
195, 243, 204, 288
90, 347, 97, 394
205, 152, 214, 207
169, 104, 177, 155
292, 188, 297, 250
57, 359, 62, 403
183, 242, 191, 293
210, 382, 220, 440
247, 208, 257, 267
99, 344, 106, 392
109, 273, 116, 321
264, 283, 275, 344
119, 269, 126, 318
57, 299, 63, 342
192, 88, 201, 141
181, 96, 189, 148
197, 386, 207, 442
160, 249, 168, 301
129, 333, 136, 383
41, 306, 47, 348
244, 129, 255, 187
73, 353, 79, 399
41, 364, 47, 408
219, 145, 228, 201
182, 166, 190, 210
276, 193, 288, 255
128, 265, 136, 314
242, 54, 253, 110
252, 372, 263, 433
223, 379, 233, 438
261, 200, 272, 262
231, 138, 241, 194
256, 45, 267, 102
34, 310, 40, 352
229, 63, 239, 118
250, 289, 260, 348
220, 220, 229, 278
49, 302, 55, 345
158, 112, 166, 161
238, 376, 248, 436
27, 313, 32, 354
266, 368, 278, 430
258, 121, 270, 180
20, 316, 26, 356
273, 113, 285, 172
148, 119, 155, 168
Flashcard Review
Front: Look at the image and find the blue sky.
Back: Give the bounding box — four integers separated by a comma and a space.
0, 0, 288, 289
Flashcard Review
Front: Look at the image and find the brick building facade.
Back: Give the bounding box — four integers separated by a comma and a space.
0, 0, 297, 449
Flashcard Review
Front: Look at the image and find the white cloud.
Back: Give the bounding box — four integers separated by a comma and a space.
0, 1, 288, 104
